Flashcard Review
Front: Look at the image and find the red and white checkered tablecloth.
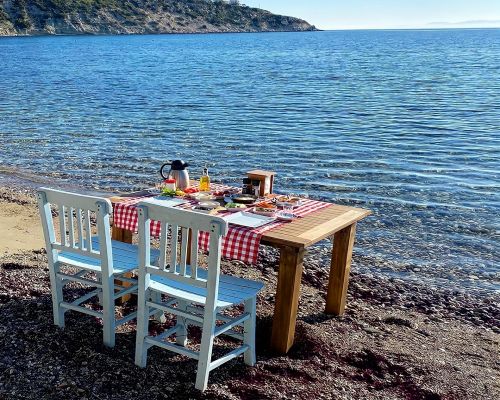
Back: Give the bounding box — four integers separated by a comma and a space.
113, 185, 331, 264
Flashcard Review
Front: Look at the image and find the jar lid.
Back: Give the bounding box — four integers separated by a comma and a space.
164, 179, 176, 183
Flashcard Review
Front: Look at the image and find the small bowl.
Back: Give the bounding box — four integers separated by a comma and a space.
197, 201, 219, 210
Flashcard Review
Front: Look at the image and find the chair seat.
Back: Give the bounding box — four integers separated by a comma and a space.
149, 267, 264, 309
59, 237, 159, 275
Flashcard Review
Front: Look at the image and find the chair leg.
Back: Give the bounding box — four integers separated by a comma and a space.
195, 313, 217, 391
97, 275, 103, 306
48, 260, 65, 328
135, 288, 151, 368
101, 274, 116, 348
176, 300, 188, 347
243, 297, 257, 366
151, 291, 166, 323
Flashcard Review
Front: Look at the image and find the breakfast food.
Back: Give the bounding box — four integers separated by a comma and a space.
184, 187, 199, 194
161, 188, 186, 197
254, 201, 276, 209
225, 202, 246, 209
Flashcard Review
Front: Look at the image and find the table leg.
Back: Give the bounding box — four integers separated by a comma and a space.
111, 226, 133, 304
325, 223, 357, 315
271, 245, 305, 354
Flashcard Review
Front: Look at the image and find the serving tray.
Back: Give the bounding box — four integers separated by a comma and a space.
223, 211, 276, 228
141, 197, 189, 207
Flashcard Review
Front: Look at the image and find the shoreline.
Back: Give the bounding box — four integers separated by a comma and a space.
1, 168, 498, 296
0, 28, 319, 39
0, 183, 499, 398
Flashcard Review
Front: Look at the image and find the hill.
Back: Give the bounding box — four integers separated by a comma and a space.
0, 0, 316, 36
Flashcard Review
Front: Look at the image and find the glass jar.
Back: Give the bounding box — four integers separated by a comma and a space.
252, 180, 261, 196
242, 178, 253, 195
163, 179, 176, 191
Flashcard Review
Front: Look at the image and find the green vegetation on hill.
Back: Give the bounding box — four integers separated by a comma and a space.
0, 0, 316, 35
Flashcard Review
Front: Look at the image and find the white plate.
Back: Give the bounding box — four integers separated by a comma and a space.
190, 192, 215, 201
276, 212, 298, 221
275, 200, 302, 208
141, 197, 189, 207
223, 211, 276, 228
197, 201, 219, 209
252, 208, 277, 217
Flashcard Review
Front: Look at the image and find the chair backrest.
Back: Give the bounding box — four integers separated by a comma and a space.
137, 200, 228, 305
37, 187, 113, 275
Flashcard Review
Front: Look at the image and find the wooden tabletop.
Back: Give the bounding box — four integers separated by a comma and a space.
261, 204, 370, 249
108, 190, 371, 250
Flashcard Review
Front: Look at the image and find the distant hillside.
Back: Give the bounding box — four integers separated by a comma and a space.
0, 0, 316, 36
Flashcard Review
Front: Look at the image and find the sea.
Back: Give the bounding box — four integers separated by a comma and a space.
0, 29, 498, 294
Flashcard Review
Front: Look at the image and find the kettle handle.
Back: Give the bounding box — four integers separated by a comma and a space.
160, 162, 172, 180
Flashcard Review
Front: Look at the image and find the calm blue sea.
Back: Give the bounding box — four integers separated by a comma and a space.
0, 30, 499, 293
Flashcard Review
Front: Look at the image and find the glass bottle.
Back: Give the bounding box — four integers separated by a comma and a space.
199, 167, 210, 192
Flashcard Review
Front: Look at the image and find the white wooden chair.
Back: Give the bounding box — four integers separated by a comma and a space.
134, 201, 264, 391
37, 187, 151, 347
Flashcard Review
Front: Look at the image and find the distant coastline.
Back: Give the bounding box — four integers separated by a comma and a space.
0, 0, 316, 37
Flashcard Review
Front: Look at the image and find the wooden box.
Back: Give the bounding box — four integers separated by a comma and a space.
246, 170, 276, 197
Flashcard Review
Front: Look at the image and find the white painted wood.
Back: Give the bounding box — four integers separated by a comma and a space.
179, 228, 189, 276
176, 300, 188, 346
170, 224, 179, 271
56, 272, 102, 288
71, 289, 100, 306
135, 205, 152, 368
37, 192, 65, 328
60, 302, 103, 318
145, 299, 204, 323
84, 210, 92, 252
144, 337, 200, 359
116, 311, 138, 326
37, 188, 141, 348
68, 207, 75, 248
76, 208, 84, 250
214, 313, 250, 337
190, 228, 199, 280
159, 221, 168, 270
59, 205, 67, 247
243, 297, 257, 366
208, 345, 249, 372
96, 200, 115, 348
134, 200, 264, 391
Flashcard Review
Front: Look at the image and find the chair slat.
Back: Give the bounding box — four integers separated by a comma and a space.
84, 210, 92, 252
170, 224, 179, 272
59, 205, 67, 246
159, 221, 168, 270
179, 227, 189, 276
190, 229, 199, 280
68, 207, 75, 248
76, 208, 84, 250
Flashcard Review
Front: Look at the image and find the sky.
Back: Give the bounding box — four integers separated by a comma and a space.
243, 0, 500, 30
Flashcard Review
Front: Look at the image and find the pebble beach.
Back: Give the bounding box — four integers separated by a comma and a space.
1, 184, 498, 399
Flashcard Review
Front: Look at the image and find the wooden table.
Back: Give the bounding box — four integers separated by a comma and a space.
109, 193, 370, 354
